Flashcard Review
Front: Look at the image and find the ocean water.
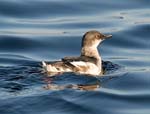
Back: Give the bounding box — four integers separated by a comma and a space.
0, 0, 150, 114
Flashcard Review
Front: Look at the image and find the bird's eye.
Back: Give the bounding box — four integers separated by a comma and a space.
96, 34, 100, 39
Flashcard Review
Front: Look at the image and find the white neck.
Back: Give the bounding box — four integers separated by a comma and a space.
81, 46, 102, 67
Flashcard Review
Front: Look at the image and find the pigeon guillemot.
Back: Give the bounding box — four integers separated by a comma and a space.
42, 30, 112, 76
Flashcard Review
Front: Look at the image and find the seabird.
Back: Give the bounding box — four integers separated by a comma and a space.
42, 30, 112, 76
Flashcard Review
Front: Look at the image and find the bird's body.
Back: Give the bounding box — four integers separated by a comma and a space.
42, 30, 112, 76
42, 56, 102, 76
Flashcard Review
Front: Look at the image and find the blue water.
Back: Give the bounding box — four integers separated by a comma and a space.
0, 0, 150, 114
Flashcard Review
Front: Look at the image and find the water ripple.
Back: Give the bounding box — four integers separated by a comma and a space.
0, 0, 150, 114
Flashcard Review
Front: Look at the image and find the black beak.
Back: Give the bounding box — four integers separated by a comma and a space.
103, 34, 112, 39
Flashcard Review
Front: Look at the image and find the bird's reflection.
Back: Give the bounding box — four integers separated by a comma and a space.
43, 82, 100, 91
43, 75, 101, 91
43, 73, 101, 91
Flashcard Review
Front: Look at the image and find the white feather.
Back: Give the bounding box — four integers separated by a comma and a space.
71, 61, 101, 75
42, 61, 46, 67
70, 61, 87, 66
42, 61, 101, 75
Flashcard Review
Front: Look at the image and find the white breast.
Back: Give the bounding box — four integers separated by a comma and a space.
70, 61, 101, 75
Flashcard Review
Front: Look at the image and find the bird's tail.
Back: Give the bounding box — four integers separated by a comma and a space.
42, 61, 46, 67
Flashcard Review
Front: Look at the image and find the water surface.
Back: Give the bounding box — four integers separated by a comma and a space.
0, 0, 150, 114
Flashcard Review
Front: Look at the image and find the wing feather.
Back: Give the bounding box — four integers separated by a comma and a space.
62, 56, 97, 64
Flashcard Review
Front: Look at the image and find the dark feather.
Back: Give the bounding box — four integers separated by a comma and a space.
62, 56, 97, 64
